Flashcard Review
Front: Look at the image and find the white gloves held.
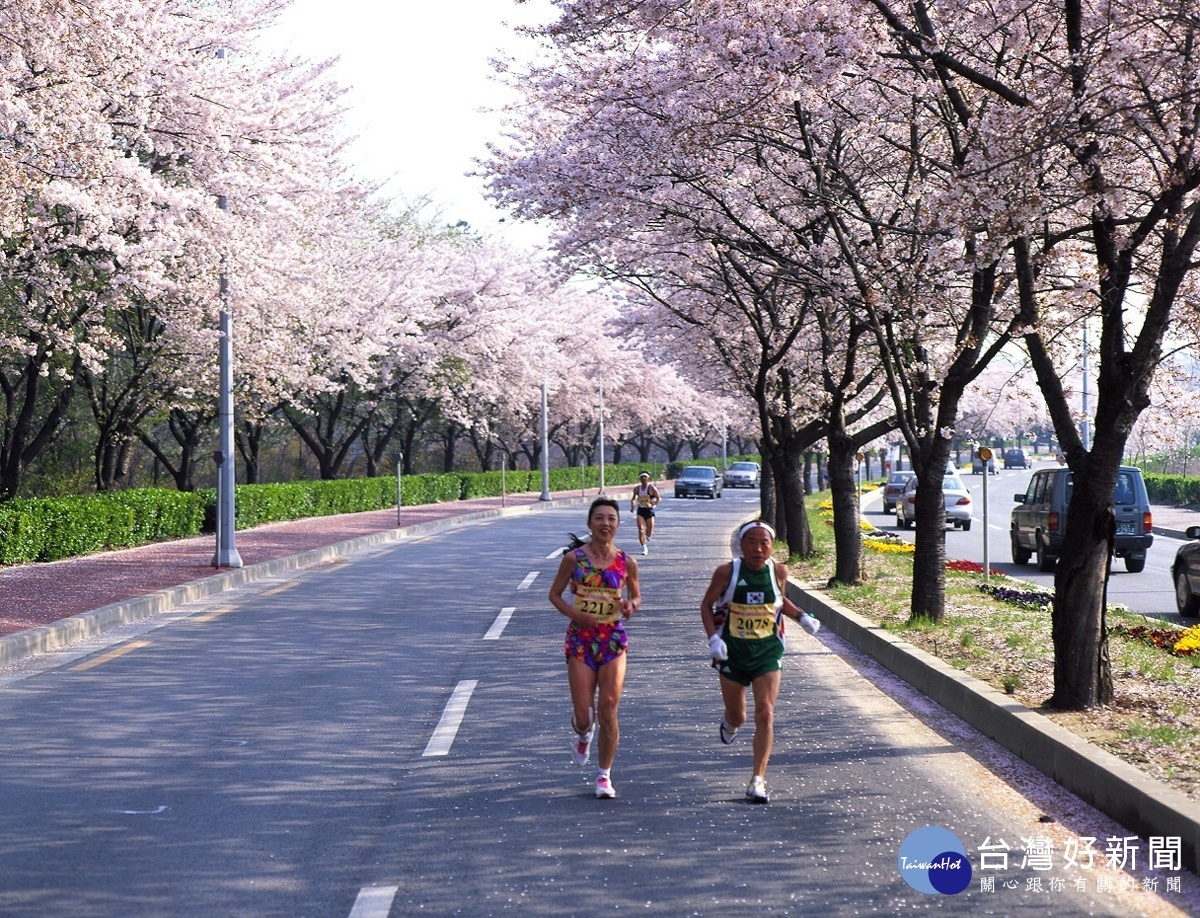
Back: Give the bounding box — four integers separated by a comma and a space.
708, 632, 728, 661
799, 612, 821, 635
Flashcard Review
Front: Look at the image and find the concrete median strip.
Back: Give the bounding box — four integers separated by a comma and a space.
0, 496, 590, 670
788, 579, 1200, 876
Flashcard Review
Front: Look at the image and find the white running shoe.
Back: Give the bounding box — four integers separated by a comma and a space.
642, 543, 648, 556
746, 776, 769, 804
595, 774, 616, 798
719, 720, 739, 745
571, 719, 596, 767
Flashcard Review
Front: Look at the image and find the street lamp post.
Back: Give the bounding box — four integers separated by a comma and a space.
1081, 323, 1091, 451
540, 381, 551, 500
597, 379, 605, 494
212, 189, 242, 569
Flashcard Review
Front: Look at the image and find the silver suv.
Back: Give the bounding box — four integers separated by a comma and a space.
1010, 466, 1152, 572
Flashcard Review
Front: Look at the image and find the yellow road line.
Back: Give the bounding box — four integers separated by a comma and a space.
71, 641, 151, 672
192, 606, 235, 623
261, 582, 298, 597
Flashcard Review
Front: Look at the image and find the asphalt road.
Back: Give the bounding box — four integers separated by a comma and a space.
0, 490, 1191, 916
866, 467, 1189, 622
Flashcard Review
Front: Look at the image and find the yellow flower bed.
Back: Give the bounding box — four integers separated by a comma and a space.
1174, 624, 1200, 655
864, 538, 914, 554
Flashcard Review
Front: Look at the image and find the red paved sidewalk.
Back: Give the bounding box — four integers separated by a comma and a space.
0, 488, 600, 639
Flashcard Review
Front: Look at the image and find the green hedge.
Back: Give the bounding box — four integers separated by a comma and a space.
1144, 474, 1200, 507
0, 490, 208, 565
0, 461, 671, 566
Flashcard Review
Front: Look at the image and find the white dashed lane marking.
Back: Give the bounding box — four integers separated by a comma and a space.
422, 680, 478, 757
347, 885, 399, 918
483, 608, 515, 641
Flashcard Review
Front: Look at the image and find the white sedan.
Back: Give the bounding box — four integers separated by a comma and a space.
895, 472, 973, 531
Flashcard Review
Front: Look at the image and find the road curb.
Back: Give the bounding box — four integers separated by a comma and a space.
787, 581, 1200, 875
0, 496, 591, 669
1155, 526, 1189, 540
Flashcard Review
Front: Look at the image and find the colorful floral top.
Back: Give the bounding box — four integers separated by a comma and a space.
563, 547, 629, 665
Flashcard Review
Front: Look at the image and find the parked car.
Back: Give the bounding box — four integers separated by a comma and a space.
1010, 465, 1152, 572
971, 454, 997, 475
1004, 448, 1029, 469
723, 461, 761, 488
1172, 525, 1200, 618
896, 471, 973, 530
675, 465, 723, 499
882, 471, 915, 512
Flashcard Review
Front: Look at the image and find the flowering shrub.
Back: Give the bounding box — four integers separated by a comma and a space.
818, 499, 833, 510
978, 584, 1053, 610
865, 538, 914, 554
947, 559, 1005, 577
1109, 624, 1198, 658
1174, 624, 1200, 655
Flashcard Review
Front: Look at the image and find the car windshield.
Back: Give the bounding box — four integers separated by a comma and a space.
730, 463, 756, 471
1063, 471, 1137, 504
682, 468, 714, 479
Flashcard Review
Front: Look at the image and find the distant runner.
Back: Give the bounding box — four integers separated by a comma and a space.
700, 519, 820, 803
548, 497, 641, 799
629, 472, 661, 556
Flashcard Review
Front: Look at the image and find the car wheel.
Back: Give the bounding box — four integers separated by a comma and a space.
1124, 555, 1146, 574
883, 502, 894, 513
1011, 532, 1031, 565
1036, 537, 1056, 572
1175, 568, 1200, 617
961, 520, 972, 532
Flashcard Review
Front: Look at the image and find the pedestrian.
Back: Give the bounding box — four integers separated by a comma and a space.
700, 519, 820, 803
548, 497, 641, 798
629, 471, 661, 556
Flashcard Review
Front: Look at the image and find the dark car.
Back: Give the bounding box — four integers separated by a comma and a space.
882, 471, 915, 512
675, 466, 723, 499
1004, 448, 1029, 469
1011, 465, 1152, 572
723, 461, 761, 488
1172, 525, 1200, 618
971, 454, 997, 475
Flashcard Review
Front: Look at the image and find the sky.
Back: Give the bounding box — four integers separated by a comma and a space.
265, 0, 556, 242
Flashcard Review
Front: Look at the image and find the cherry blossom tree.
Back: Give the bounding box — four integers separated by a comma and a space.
856, 0, 1200, 706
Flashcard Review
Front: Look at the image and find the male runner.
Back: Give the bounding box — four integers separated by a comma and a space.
700, 519, 820, 803
629, 472, 661, 556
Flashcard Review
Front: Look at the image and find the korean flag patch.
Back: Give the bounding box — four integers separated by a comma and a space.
747, 591, 765, 603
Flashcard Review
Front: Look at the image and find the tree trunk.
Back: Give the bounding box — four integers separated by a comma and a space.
758, 453, 778, 534
1051, 473, 1115, 709
236, 420, 264, 485
909, 440, 952, 623
826, 434, 864, 585
779, 448, 813, 560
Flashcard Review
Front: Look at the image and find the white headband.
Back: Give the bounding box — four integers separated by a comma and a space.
738, 519, 776, 541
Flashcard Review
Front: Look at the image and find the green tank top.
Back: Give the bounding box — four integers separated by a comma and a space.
720, 558, 782, 641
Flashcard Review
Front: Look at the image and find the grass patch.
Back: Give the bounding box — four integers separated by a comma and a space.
784, 491, 1200, 797
1123, 721, 1195, 746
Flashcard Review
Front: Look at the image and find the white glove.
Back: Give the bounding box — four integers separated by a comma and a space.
708, 632, 728, 661
799, 612, 821, 635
